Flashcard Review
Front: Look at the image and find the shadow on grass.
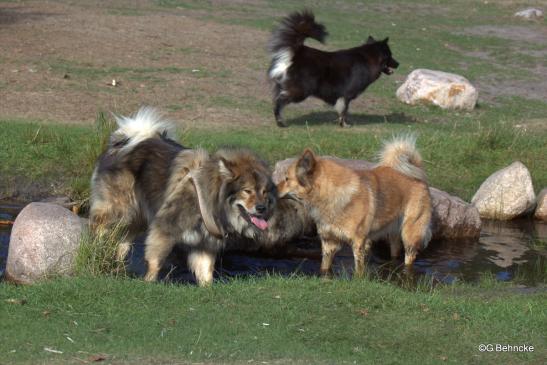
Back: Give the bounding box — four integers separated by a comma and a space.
286, 111, 419, 127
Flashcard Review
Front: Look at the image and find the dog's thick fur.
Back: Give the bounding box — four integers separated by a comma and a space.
89, 107, 278, 286
268, 10, 399, 128
277, 136, 432, 277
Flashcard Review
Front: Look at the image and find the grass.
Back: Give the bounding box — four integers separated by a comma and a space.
1, 1, 546, 363
1, 276, 545, 364
74, 224, 128, 278
1, 110, 545, 203
0, 112, 114, 202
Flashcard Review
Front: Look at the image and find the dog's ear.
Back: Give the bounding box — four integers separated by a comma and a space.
296, 149, 316, 187
218, 158, 235, 180
367, 36, 375, 44
382, 37, 389, 43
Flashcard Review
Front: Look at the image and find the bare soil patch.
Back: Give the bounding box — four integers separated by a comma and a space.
0, 0, 280, 127
453, 24, 547, 101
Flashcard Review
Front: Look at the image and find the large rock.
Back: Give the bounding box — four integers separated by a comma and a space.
273, 157, 481, 240
471, 161, 536, 220
396, 69, 478, 111
514, 8, 544, 20
535, 188, 547, 221
5, 202, 85, 284
430, 187, 481, 239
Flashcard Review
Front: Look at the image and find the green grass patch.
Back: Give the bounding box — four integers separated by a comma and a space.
0, 276, 545, 364
74, 224, 128, 278
0, 113, 113, 202
1, 109, 546, 202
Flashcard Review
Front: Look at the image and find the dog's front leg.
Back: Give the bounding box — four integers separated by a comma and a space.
188, 250, 216, 286
335, 98, 351, 128
351, 237, 370, 278
320, 239, 341, 277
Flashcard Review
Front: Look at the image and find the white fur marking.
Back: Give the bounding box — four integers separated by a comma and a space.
187, 251, 214, 285
113, 106, 176, 153
181, 230, 202, 246
269, 48, 293, 81
334, 98, 346, 114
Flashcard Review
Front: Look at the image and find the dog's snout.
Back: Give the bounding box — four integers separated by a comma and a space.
255, 204, 267, 214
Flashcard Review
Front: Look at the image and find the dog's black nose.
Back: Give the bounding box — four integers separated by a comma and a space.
255, 204, 267, 214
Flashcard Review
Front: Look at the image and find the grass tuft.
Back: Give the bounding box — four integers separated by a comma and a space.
74, 224, 128, 278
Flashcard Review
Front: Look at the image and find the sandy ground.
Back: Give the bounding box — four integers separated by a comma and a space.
0, 0, 284, 127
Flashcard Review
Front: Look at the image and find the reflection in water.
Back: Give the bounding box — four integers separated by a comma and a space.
1, 202, 546, 285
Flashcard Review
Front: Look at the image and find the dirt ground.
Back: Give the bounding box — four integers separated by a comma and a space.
1, 1, 546, 127
0, 0, 287, 127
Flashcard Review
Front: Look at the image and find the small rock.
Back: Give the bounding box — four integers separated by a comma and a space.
534, 188, 547, 221
471, 161, 536, 220
273, 157, 481, 239
396, 69, 478, 110
514, 8, 544, 20
5, 202, 85, 284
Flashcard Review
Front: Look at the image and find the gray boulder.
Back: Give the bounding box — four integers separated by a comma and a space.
273, 157, 481, 240
430, 187, 481, 239
535, 188, 547, 221
5, 202, 85, 284
471, 161, 536, 220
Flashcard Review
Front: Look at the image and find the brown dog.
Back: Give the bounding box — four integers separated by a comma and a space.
277, 136, 432, 277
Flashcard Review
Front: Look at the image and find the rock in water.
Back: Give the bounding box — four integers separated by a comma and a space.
430, 188, 481, 239
471, 161, 536, 220
5, 202, 85, 284
396, 69, 478, 110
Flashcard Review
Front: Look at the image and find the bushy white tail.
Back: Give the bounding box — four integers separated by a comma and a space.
378, 135, 427, 181
110, 106, 176, 153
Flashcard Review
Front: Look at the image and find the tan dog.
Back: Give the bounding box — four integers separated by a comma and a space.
277, 136, 432, 277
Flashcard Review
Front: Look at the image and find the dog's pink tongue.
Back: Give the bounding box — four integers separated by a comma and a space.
251, 216, 268, 230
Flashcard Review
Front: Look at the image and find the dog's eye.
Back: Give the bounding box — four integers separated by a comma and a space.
244, 189, 253, 195
285, 176, 288, 182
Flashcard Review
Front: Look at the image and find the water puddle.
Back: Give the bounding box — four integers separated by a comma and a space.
1, 201, 545, 286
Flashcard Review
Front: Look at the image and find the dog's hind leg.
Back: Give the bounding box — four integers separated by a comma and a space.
387, 234, 403, 261
143, 224, 177, 282
188, 249, 216, 286
401, 207, 432, 266
274, 97, 290, 128
320, 239, 342, 277
335, 97, 351, 128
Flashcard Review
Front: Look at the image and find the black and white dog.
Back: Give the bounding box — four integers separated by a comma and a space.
268, 10, 399, 128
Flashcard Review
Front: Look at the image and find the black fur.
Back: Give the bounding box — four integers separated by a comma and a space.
268, 10, 399, 127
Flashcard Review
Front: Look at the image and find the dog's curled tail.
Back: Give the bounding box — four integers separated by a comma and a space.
268, 10, 328, 53
110, 106, 176, 154
378, 135, 427, 182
